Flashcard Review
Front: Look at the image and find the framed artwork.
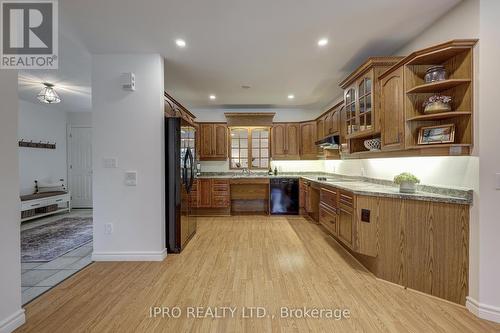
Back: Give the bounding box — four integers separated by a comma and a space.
417, 124, 455, 145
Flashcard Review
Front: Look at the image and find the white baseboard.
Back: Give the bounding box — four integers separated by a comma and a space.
0, 309, 25, 333
91, 249, 167, 262
466, 296, 500, 323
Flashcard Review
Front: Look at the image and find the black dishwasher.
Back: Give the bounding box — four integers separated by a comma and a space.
270, 178, 299, 215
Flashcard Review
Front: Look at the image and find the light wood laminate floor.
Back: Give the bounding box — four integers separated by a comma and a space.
17, 216, 500, 332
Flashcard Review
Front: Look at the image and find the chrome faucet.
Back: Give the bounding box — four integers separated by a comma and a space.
241, 167, 252, 176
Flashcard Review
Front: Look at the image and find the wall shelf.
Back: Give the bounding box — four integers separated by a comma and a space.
406, 111, 472, 122
406, 79, 471, 94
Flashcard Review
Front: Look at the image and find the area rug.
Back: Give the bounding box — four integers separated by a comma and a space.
21, 217, 93, 262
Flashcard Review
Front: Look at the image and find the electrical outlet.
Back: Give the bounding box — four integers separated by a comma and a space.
104, 223, 113, 235
496, 173, 500, 190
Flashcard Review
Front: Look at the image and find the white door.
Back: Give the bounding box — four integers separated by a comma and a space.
69, 127, 93, 208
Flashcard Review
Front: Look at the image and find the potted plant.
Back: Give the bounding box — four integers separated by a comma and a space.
394, 172, 420, 193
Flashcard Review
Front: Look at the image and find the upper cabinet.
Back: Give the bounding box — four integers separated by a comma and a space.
380, 66, 405, 151
339, 57, 403, 142
199, 123, 228, 160
271, 123, 300, 160
378, 39, 477, 156
299, 121, 318, 159
316, 116, 325, 141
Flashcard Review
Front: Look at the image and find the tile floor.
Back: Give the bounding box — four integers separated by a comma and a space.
21, 209, 93, 305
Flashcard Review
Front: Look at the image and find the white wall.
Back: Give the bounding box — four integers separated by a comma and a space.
91, 54, 166, 261
325, 156, 477, 189
0, 72, 25, 332
18, 100, 68, 195
68, 112, 92, 127
472, 0, 500, 322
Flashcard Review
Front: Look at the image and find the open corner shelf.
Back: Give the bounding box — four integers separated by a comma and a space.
406, 111, 472, 122
406, 79, 471, 94
407, 143, 471, 150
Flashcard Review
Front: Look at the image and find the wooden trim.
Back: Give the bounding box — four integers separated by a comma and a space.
379, 39, 478, 80
164, 91, 196, 119
224, 112, 275, 127
339, 56, 404, 88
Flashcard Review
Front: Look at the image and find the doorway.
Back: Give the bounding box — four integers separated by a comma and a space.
68, 126, 93, 208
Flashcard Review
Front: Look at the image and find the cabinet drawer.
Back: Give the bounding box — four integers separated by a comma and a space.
339, 191, 354, 208
212, 195, 230, 208
319, 204, 338, 236
21, 200, 48, 211
213, 183, 229, 193
320, 187, 338, 209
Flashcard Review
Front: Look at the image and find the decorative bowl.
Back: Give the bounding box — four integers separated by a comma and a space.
424, 101, 452, 114
423, 95, 452, 114
364, 138, 381, 151
424, 65, 447, 83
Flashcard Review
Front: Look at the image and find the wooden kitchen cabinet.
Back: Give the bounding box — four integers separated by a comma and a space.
197, 179, 213, 207
319, 204, 338, 236
316, 117, 325, 141
199, 123, 227, 160
380, 66, 405, 151
271, 123, 300, 159
299, 121, 318, 159
299, 179, 306, 213
193, 178, 230, 212
339, 57, 403, 141
211, 179, 230, 208
338, 204, 354, 249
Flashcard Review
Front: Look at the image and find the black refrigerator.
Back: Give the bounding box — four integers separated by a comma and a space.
165, 117, 197, 253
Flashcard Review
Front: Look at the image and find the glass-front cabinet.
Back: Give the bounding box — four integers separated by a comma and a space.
343, 72, 374, 138
229, 127, 269, 170
358, 76, 373, 132
340, 57, 402, 140
345, 88, 357, 135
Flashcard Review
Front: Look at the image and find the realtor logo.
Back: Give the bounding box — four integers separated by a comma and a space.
1, 0, 58, 69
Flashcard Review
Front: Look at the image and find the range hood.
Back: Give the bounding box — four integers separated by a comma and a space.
315, 134, 340, 149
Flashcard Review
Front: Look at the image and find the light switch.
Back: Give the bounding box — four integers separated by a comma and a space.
496, 173, 500, 190
125, 171, 137, 186
103, 158, 117, 168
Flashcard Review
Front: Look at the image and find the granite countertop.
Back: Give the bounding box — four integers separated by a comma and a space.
196, 172, 472, 205
300, 176, 471, 205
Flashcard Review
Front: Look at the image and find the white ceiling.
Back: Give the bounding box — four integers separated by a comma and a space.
19, 0, 462, 112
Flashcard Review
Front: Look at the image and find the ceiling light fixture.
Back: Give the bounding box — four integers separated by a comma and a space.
37, 83, 61, 104
288, 94, 295, 100
175, 39, 186, 48
209, 94, 216, 100
317, 38, 329, 47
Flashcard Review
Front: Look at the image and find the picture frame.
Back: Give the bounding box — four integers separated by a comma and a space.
417, 124, 455, 145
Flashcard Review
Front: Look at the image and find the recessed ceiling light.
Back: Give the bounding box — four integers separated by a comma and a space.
317, 38, 328, 47
288, 94, 295, 99
175, 39, 186, 48
209, 95, 216, 100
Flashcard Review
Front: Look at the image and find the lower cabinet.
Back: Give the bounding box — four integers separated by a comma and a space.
353, 195, 470, 305
319, 203, 338, 237
338, 204, 354, 249
194, 178, 230, 209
